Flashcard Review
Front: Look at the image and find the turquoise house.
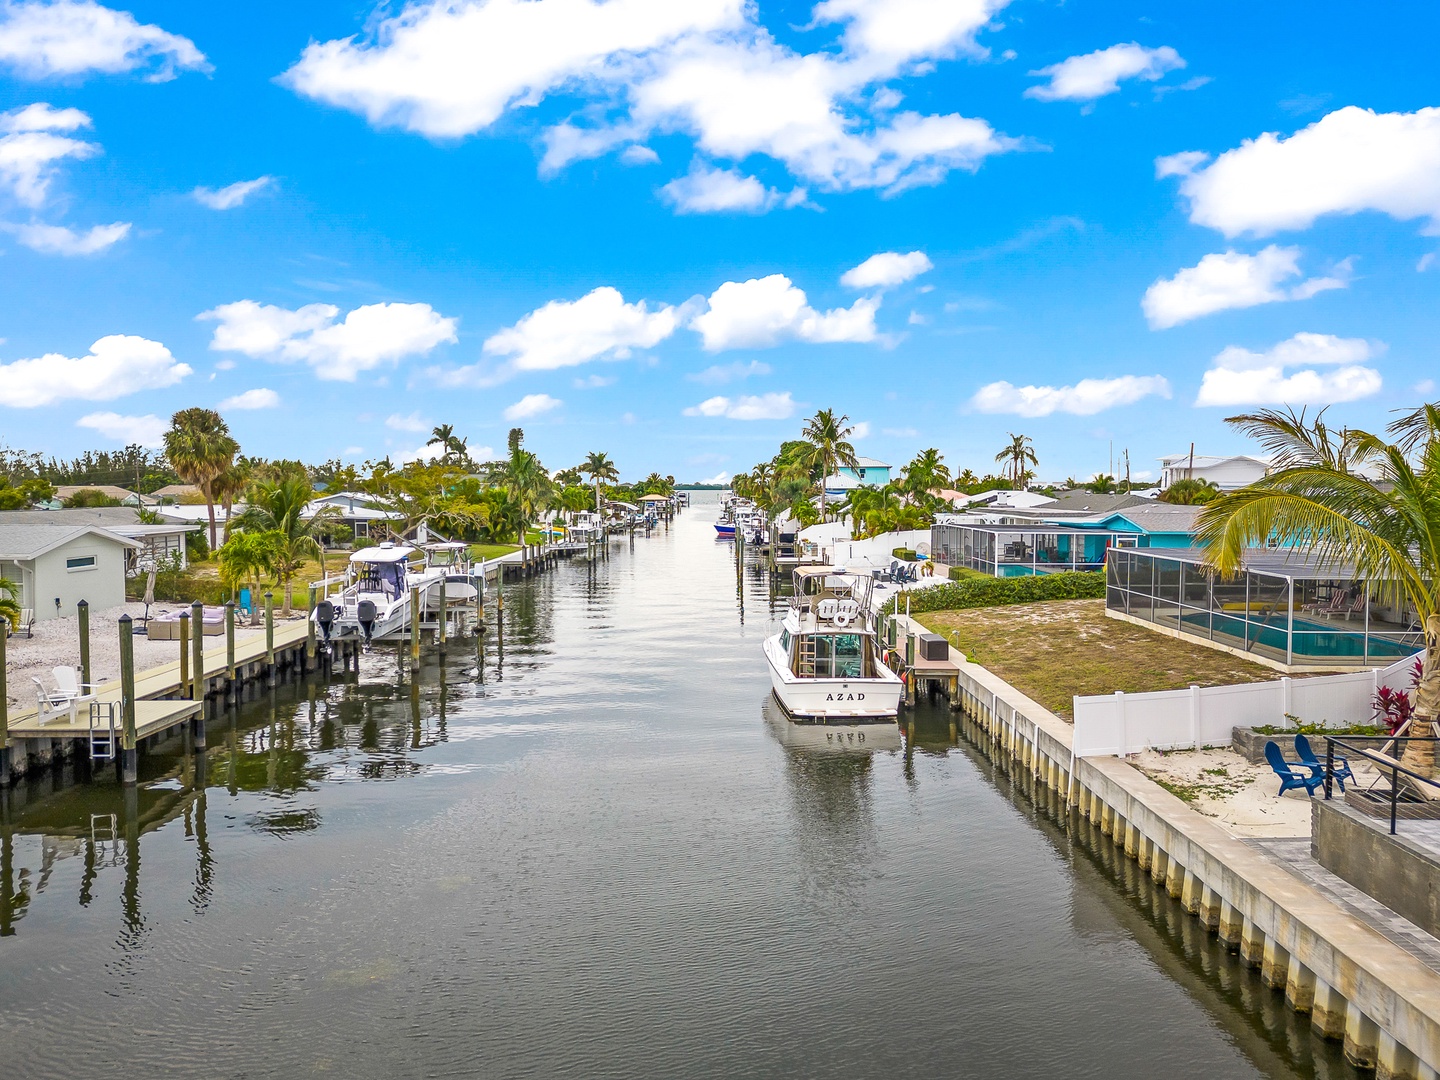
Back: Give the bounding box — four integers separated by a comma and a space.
837, 457, 891, 486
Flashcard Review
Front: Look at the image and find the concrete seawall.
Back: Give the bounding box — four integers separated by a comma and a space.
951, 656, 1440, 1079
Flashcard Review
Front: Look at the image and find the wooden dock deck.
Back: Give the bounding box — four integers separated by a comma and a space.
6, 698, 202, 742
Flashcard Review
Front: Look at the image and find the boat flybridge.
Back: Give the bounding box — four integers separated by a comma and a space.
312, 541, 481, 646
762, 567, 903, 722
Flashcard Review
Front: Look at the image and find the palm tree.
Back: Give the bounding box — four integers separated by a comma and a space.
1088, 473, 1117, 494
497, 441, 554, 542
232, 476, 338, 615
217, 529, 279, 624
583, 451, 619, 513
994, 433, 1037, 491
1196, 404, 1440, 725
0, 575, 20, 633
212, 458, 252, 543
164, 407, 239, 551
1160, 478, 1220, 505
902, 448, 952, 503
799, 409, 860, 521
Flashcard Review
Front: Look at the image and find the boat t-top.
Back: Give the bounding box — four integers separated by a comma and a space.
762, 567, 903, 722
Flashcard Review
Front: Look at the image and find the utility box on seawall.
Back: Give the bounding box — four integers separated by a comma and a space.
918, 633, 949, 662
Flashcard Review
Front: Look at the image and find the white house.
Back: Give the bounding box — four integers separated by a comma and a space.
0, 507, 200, 570
0, 524, 140, 622
303, 491, 401, 538
1158, 453, 1270, 491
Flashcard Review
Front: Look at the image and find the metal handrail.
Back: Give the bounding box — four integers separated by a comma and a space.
1324, 735, 1440, 835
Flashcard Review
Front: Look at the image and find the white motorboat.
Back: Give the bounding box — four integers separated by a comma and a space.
412, 541, 480, 610
314, 542, 422, 644
762, 567, 903, 722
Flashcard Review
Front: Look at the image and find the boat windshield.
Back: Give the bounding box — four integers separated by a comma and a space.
357, 559, 406, 599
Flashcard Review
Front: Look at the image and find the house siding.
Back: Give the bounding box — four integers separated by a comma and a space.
29, 536, 129, 619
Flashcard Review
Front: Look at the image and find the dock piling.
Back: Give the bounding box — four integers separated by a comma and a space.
0, 626, 10, 787
410, 585, 421, 669
305, 586, 316, 668
119, 615, 137, 784
264, 592, 275, 685
179, 610, 191, 696
225, 601, 236, 692
191, 600, 205, 708
438, 578, 447, 647
77, 599, 91, 691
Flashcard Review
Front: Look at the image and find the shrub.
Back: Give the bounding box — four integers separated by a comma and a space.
892, 547, 917, 561
879, 571, 1105, 616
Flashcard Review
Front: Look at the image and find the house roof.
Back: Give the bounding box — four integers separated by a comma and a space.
0, 524, 141, 561
0, 507, 198, 535
1039, 491, 1152, 514
52, 484, 141, 501
852, 456, 890, 468
821, 472, 861, 490
151, 483, 202, 498
1101, 504, 1204, 533
1158, 453, 1269, 468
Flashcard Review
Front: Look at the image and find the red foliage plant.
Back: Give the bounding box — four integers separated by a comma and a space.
1374, 685, 1416, 735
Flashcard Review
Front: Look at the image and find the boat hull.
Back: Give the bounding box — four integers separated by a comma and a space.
714, 523, 735, 537
762, 636, 902, 722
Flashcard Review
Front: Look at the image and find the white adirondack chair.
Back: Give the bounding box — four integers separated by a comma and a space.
32, 676, 78, 725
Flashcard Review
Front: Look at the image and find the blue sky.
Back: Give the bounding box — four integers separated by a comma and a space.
1, 0, 1437, 484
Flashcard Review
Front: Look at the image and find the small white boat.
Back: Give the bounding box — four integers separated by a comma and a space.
762, 567, 903, 722
412, 541, 480, 610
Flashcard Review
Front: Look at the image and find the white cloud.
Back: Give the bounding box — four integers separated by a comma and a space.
850, 420, 871, 438
193, 176, 273, 210
620, 144, 659, 165
972, 374, 1171, 417
1195, 332, 1383, 407
0, 334, 191, 407
8, 219, 128, 255
385, 411, 428, 432
882, 426, 918, 437
199, 299, 458, 381
1026, 43, 1184, 103
504, 392, 562, 420
0, 0, 207, 80
688, 359, 771, 384
1163, 106, 1440, 237
75, 410, 166, 447
573, 373, 616, 388
700, 470, 730, 484
683, 391, 794, 420
219, 388, 280, 410
690, 274, 877, 351
482, 286, 679, 372
1414, 378, 1436, 396
400, 441, 446, 464
659, 161, 805, 214
841, 249, 932, 289
284, 0, 1019, 198
1142, 245, 1349, 329
1419, 253, 1436, 272
0, 101, 98, 207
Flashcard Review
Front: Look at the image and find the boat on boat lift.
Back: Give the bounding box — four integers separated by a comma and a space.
762, 566, 903, 722
312, 541, 478, 646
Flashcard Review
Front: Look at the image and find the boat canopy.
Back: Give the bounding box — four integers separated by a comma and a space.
608, 500, 640, 511
638, 494, 669, 503
350, 543, 416, 565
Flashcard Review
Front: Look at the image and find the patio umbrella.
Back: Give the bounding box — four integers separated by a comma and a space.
140, 568, 156, 633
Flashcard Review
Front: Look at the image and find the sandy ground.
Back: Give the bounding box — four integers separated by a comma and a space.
1131, 746, 1387, 839
5, 601, 294, 710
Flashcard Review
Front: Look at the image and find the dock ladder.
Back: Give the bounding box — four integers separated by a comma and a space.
88, 700, 118, 762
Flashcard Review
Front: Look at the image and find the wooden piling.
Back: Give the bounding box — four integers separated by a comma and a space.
179, 610, 191, 696
264, 591, 275, 683
0, 624, 10, 786
225, 601, 236, 686
438, 578, 447, 647
191, 600, 205, 707
77, 599, 91, 691
305, 586, 317, 666
410, 585, 421, 668
119, 614, 137, 784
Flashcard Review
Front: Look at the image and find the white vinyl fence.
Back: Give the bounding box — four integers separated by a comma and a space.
1072, 652, 1421, 758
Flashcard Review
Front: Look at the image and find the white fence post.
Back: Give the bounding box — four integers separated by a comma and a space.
1281, 676, 1292, 725
1189, 684, 1200, 749
1115, 690, 1126, 756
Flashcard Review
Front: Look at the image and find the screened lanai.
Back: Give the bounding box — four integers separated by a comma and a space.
1106, 547, 1424, 669
932, 522, 1125, 577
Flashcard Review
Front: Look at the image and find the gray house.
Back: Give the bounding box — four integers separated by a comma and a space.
0, 524, 140, 623
0, 507, 199, 570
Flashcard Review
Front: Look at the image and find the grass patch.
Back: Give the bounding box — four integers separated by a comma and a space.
916, 598, 1280, 721
469, 543, 521, 562
1252, 722, 1386, 736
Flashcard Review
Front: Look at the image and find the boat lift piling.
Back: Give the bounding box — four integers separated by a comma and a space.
410, 585, 421, 670
118, 615, 137, 785
225, 601, 236, 706
77, 599, 91, 691
438, 578, 447, 650
0, 627, 10, 787
178, 610, 190, 697
264, 592, 275, 687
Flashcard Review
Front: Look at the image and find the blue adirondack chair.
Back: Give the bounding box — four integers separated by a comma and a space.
1264, 741, 1324, 797
1294, 733, 1354, 793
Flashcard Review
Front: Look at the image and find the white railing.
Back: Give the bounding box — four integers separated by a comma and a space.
1072, 652, 1421, 758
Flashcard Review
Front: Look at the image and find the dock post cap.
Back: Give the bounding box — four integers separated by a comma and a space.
225, 600, 234, 608
191, 599, 203, 607
119, 613, 132, 622
77, 599, 88, 608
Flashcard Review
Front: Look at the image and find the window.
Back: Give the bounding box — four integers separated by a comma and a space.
813, 634, 863, 678
66, 555, 97, 572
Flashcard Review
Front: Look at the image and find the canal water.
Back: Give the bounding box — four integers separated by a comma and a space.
0, 495, 1358, 1080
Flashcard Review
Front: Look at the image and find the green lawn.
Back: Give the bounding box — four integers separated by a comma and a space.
469, 543, 522, 562
916, 598, 1280, 720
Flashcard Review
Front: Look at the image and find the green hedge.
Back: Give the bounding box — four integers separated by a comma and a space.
892, 547, 917, 561
879, 571, 1105, 616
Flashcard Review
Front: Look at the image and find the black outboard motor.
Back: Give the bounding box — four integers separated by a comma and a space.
316, 600, 335, 644
357, 599, 377, 647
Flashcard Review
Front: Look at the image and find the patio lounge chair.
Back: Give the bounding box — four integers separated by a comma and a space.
1339, 591, 1368, 622
1302, 588, 1349, 617
1294, 733, 1353, 792
1264, 741, 1324, 797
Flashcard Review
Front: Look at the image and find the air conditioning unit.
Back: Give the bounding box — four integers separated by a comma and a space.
918, 633, 949, 662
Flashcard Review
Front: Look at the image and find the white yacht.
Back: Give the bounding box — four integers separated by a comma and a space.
314, 543, 421, 644
762, 567, 903, 722
413, 541, 480, 610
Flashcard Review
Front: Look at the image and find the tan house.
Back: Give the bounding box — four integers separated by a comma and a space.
51, 484, 150, 506
0, 524, 140, 623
